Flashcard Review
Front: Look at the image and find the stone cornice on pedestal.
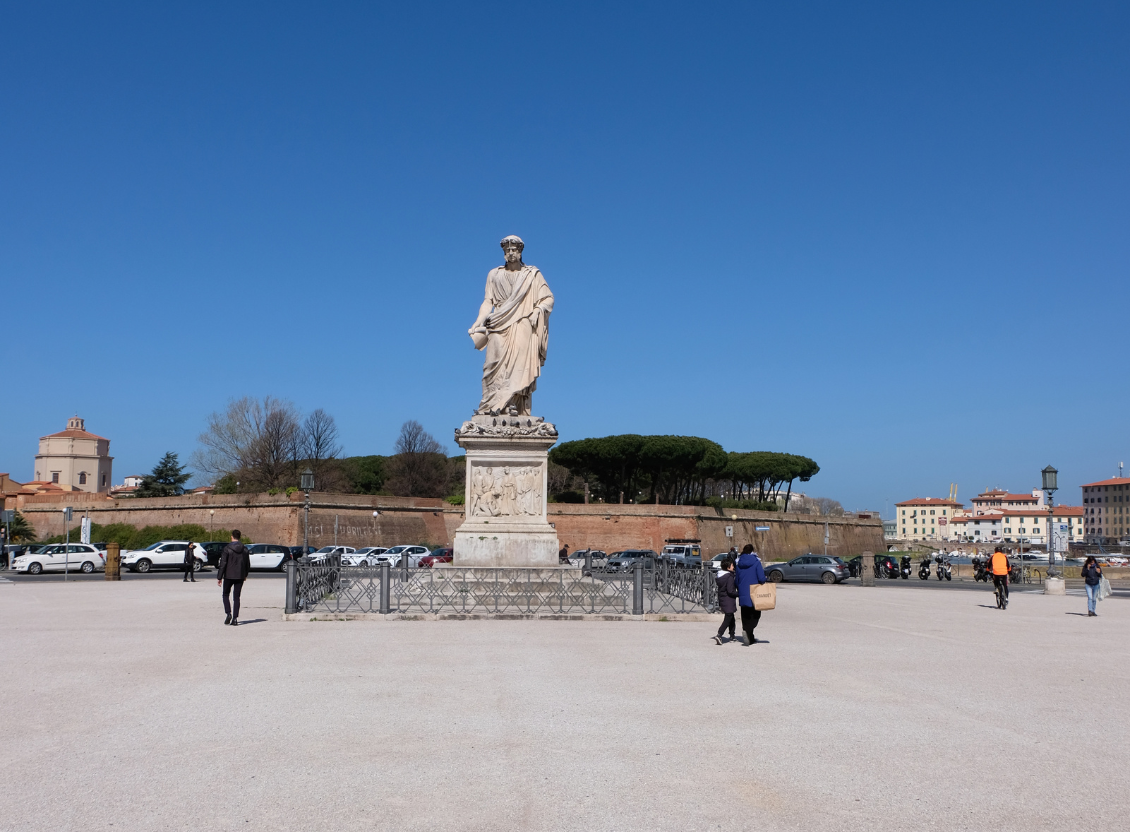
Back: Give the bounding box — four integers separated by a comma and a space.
455, 414, 557, 441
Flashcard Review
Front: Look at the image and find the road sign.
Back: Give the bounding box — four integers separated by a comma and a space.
0, 510, 13, 523
63, 507, 73, 522
724, 526, 733, 538
755, 526, 771, 532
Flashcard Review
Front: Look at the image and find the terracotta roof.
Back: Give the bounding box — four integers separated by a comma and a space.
972, 493, 1037, 502
1081, 477, 1130, 488
896, 498, 963, 507
41, 429, 108, 441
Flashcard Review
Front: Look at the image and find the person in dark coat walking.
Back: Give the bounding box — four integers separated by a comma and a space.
216, 530, 250, 625
713, 556, 739, 644
733, 544, 767, 646
1082, 556, 1103, 617
182, 541, 197, 582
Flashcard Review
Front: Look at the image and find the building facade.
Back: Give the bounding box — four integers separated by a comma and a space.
969, 488, 1044, 515
33, 417, 113, 494
895, 498, 963, 541
949, 514, 1002, 543
1081, 477, 1130, 544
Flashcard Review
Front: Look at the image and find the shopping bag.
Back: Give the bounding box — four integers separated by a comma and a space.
1098, 576, 1112, 601
751, 581, 776, 611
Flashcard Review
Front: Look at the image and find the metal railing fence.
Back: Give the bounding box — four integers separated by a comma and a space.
286, 557, 718, 616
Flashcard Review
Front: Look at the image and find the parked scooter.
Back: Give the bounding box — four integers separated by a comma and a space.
900, 555, 912, 580
934, 554, 952, 581
972, 557, 991, 582
918, 557, 932, 580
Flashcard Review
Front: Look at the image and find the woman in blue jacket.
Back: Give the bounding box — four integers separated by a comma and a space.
733, 544, 767, 645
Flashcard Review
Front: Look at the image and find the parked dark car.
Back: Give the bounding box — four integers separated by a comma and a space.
289, 545, 317, 558
766, 555, 850, 584
604, 550, 659, 573
846, 553, 889, 578
201, 541, 229, 566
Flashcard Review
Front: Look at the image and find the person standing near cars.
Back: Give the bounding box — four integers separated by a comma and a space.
559, 544, 569, 564
713, 556, 739, 644
1082, 556, 1103, 617
216, 530, 250, 626
733, 544, 767, 646
182, 541, 197, 582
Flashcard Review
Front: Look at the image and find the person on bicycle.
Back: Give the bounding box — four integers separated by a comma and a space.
990, 546, 1010, 601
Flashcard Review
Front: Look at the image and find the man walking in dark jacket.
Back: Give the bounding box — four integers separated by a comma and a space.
714, 556, 739, 644
733, 544, 767, 646
216, 530, 250, 626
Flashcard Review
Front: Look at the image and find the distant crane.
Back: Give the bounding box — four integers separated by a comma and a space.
947, 483, 959, 504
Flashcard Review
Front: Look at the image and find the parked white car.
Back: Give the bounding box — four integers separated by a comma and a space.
373, 545, 429, 567
308, 546, 355, 563
343, 547, 388, 566
243, 543, 294, 571
13, 544, 106, 574
122, 541, 207, 573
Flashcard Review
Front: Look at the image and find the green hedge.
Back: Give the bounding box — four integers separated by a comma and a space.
44, 522, 251, 548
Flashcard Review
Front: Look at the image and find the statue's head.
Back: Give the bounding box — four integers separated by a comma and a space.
501, 235, 524, 265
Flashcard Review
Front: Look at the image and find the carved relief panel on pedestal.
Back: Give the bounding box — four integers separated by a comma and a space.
469, 464, 544, 518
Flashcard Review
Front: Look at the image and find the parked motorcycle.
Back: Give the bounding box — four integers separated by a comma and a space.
972, 557, 990, 582
900, 556, 912, 580
934, 555, 952, 581
918, 557, 932, 580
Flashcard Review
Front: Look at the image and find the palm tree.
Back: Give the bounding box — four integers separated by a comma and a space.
6, 511, 37, 542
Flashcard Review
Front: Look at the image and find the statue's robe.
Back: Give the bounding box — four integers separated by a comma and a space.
476, 264, 554, 415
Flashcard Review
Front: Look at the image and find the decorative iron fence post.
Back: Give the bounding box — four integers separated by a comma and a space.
633, 559, 644, 615
584, 550, 592, 575
702, 562, 711, 609
401, 551, 409, 582
380, 562, 391, 614
285, 559, 297, 614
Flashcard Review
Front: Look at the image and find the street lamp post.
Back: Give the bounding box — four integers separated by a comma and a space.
1042, 465, 1058, 578
301, 468, 314, 555
209, 509, 215, 540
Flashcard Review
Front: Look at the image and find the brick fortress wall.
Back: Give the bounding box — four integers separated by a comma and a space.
9, 491, 885, 560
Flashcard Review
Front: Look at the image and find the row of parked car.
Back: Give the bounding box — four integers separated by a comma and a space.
562, 547, 853, 585
10, 539, 854, 585
305, 545, 454, 568
7, 541, 454, 574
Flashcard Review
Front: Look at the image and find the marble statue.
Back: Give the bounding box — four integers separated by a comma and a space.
468, 235, 554, 416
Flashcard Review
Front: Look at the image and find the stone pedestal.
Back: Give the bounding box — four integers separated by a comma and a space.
1043, 576, 1066, 595
860, 551, 875, 586
452, 415, 560, 567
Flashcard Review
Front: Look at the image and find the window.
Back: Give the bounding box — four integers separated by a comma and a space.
51, 472, 59, 483
78, 472, 87, 485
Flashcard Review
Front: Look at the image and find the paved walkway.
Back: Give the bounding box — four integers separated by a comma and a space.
2, 578, 1126, 831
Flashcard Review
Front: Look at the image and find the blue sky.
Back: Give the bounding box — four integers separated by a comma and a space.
2, 1, 1127, 515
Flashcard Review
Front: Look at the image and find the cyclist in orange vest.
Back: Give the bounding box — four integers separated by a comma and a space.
990, 546, 1011, 601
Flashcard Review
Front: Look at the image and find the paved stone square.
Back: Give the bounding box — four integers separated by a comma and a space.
2, 578, 1126, 831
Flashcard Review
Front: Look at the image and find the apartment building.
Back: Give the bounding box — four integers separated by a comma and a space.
895, 498, 962, 541
949, 514, 1002, 543
1081, 477, 1130, 544
969, 488, 1044, 515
